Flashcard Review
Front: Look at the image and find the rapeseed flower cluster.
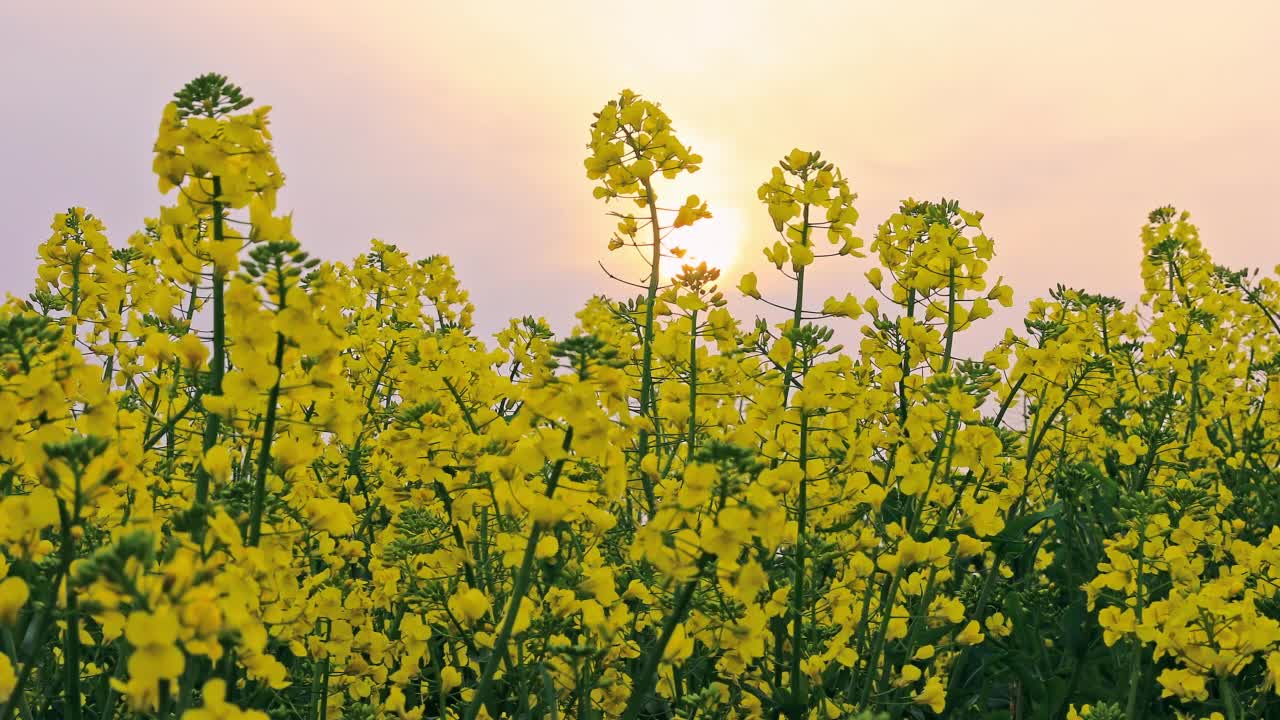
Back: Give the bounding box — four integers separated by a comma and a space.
1, 77, 1278, 720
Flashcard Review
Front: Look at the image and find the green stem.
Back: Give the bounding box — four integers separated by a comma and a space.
860, 569, 903, 707
57, 499, 80, 720
1125, 553, 1145, 720
100, 297, 126, 383
0, 631, 33, 720
98, 655, 124, 720
0, 564, 68, 720
246, 329, 286, 547
1220, 676, 1238, 720
776, 202, 811, 718
463, 427, 574, 720
686, 308, 698, 461
781, 203, 810, 406
620, 555, 710, 720
897, 290, 916, 425
942, 260, 956, 371
787, 412, 809, 719
194, 175, 227, 539
635, 177, 663, 513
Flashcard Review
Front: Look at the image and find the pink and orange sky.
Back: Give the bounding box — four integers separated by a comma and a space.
3, 1, 1278, 345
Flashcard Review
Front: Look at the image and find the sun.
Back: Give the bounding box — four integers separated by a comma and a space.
671, 205, 748, 275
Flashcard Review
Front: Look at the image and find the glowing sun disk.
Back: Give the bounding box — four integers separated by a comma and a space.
671, 205, 746, 275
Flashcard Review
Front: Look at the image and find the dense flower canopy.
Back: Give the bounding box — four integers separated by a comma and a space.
1, 76, 1279, 720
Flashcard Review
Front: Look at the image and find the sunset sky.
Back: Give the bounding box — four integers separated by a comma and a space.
3, 1, 1278, 349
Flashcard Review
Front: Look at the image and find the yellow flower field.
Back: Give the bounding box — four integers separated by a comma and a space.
1, 74, 1279, 720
